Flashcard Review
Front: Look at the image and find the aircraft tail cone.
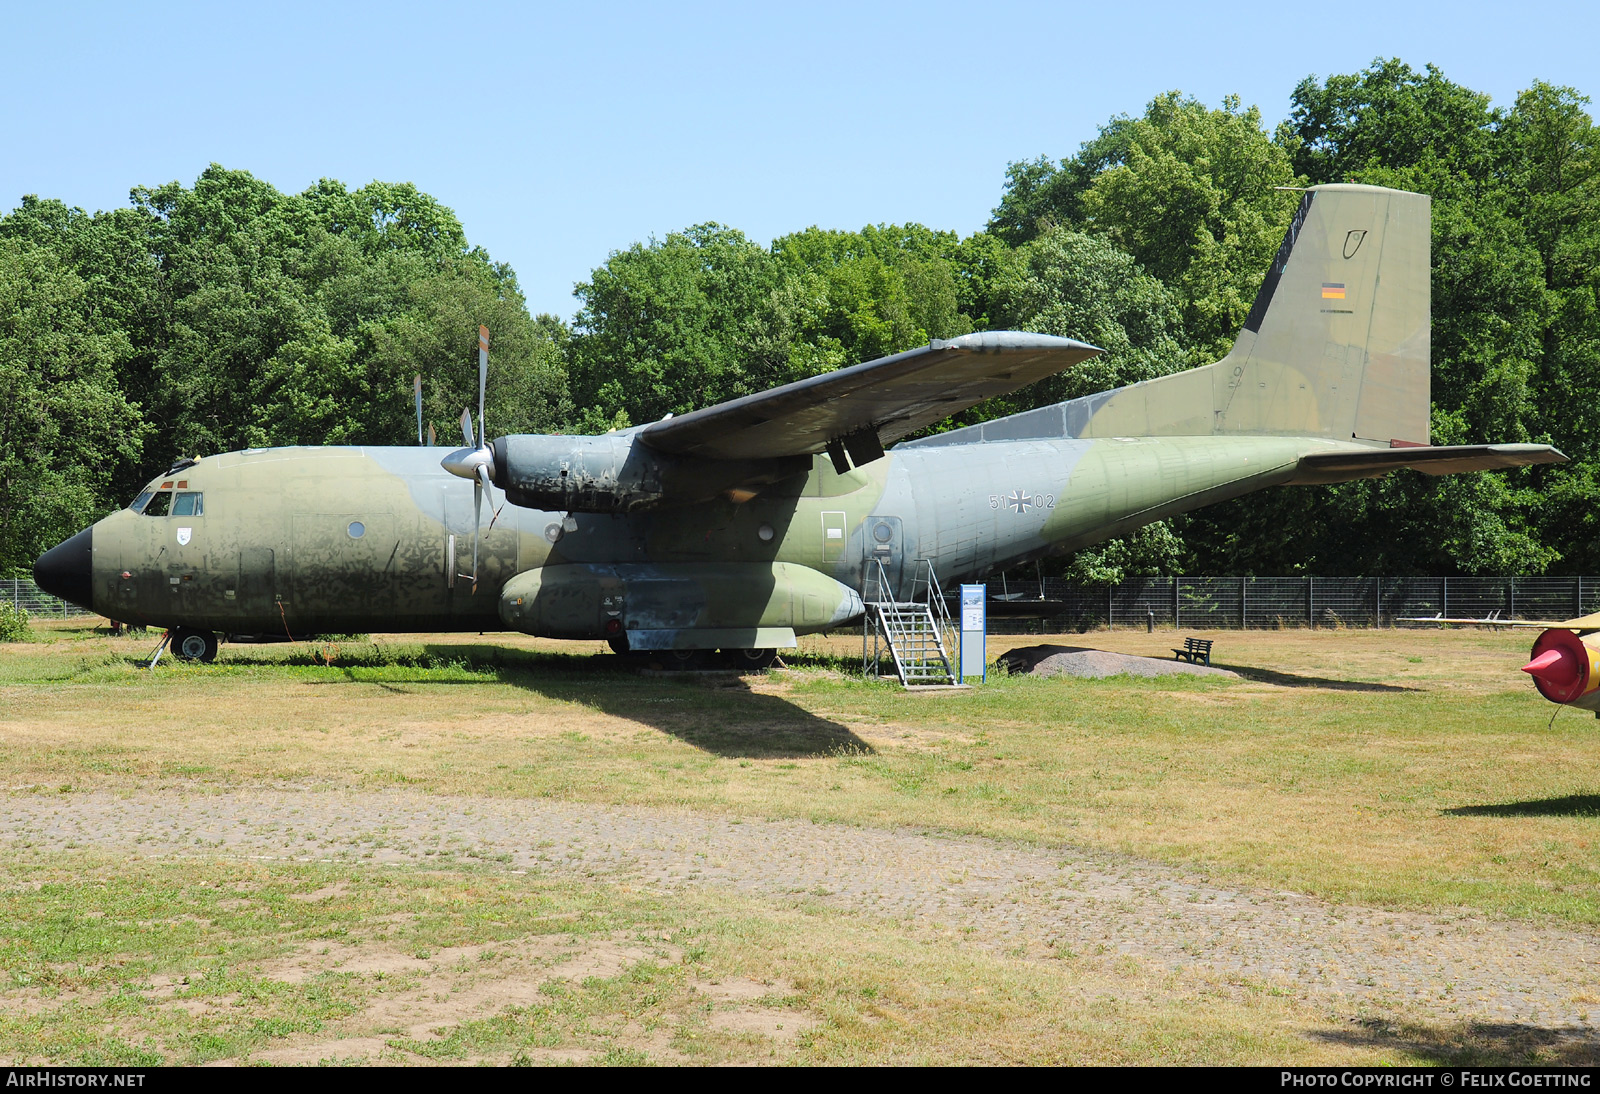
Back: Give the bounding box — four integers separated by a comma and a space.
1522, 647, 1578, 687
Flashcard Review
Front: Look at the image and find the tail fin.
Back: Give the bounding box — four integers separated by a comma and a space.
1212, 183, 1430, 444
907, 183, 1432, 447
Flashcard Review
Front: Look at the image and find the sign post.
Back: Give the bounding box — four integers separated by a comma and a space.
959, 584, 987, 682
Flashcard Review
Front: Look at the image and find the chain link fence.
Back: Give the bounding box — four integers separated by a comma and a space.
1, 577, 96, 619
969, 575, 1600, 633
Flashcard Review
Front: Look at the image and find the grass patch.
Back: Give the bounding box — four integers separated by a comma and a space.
1, 852, 1575, 1066
2, 625, 1589, 926
3, 623, 1599, 1063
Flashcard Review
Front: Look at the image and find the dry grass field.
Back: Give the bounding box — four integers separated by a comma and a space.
1, 619, 1597, 1065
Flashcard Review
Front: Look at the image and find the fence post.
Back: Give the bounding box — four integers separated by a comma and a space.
1375, 578, 1381, 627
1307, 576, 1314, 628
1173, 579, 1179, 629
1443, 577, 1449, 618
1579, 577, 1584, 619
1240, 577, 1247, 629
1510, 578, 1516, 620
1107, 584, 1113, 629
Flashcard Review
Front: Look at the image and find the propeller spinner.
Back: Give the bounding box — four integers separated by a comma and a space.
440, 326, 496, 591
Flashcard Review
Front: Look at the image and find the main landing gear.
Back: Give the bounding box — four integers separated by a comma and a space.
607, 637, 778, 672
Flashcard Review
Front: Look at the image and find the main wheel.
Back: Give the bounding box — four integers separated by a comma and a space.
662, 648, 707, 670
727, 647, 777, 670
171, 627, 219, 663
607, 634, 631, 655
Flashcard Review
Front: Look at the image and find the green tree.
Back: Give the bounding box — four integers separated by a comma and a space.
133, 166, 565, 456
0, 240, 146, 570
772, 223, 974, 365
1285, 59, 1500, 184
0, 165, 567, 570
1182, 64, 1581, 576
986, 227, 1184, 410
1076, 94, 1302, 357
569, 224, 809, 428
990, 93, 1301, 358
1497, 83, 1600, 569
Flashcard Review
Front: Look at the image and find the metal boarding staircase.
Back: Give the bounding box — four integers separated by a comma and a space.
863, 558, 959, 687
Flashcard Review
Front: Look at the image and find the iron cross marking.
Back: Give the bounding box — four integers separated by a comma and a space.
1004, 490, 1033, 514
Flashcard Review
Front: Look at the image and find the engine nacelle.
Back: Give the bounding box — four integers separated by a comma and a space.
492, 434, 807, 514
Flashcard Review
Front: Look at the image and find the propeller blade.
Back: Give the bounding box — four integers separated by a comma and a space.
414, 375, 423, 446
478, 325, 489, 449
460, 407, 474, 449
473, 464, 494, 594
427, 422, 436, 447
471, 472, 482, 593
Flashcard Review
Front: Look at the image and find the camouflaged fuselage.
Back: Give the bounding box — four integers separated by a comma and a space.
82, 431, 1349, 641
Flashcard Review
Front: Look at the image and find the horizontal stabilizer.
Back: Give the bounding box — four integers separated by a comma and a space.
1285, 443, 1565, 485
639, 332, 1100, 462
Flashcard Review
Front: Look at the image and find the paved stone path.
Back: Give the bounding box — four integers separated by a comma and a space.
3, 789, 1596, 1030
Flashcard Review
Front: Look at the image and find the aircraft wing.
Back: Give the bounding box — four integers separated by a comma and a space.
1403, 611, 1600, 631
638, 332, 1101, 464
1285, 443, 1566, 485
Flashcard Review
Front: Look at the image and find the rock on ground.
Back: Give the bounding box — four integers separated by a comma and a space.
998, 644, 1238, 679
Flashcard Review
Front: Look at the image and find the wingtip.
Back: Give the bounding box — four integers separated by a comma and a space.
934, 331, 1103, 355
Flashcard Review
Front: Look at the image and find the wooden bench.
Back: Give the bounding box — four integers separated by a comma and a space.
1172, 636, 1213, 666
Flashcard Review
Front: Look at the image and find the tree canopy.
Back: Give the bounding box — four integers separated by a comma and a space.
4, 59, 1596, 579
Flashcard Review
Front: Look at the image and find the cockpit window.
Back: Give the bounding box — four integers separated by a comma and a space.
129, 491, 153, 513
142, 490, 172, 517
172, 492, 203, 517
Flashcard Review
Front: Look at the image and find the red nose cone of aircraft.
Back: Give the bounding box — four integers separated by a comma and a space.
1524, 628, 1592, 704
1522, 647, 1578, 687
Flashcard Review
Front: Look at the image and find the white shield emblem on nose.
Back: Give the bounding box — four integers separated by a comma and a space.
177, 527, 192, 546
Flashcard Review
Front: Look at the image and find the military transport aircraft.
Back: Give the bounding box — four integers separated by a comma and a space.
33, 183, 1565, 667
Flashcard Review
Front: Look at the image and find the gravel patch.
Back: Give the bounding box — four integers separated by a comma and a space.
3, 789, 1595, 1031
998, 644, 1238, 679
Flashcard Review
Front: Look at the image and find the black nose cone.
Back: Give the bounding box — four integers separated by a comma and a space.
33, 527, 94, 611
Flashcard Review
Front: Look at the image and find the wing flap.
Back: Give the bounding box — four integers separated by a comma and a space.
639, 331, 1100, 462
1285, 443, 1566, 485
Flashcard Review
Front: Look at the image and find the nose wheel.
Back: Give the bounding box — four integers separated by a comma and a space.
171, 627, 219, 663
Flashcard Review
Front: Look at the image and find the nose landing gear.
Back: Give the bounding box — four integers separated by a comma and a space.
171, 627, 219, 663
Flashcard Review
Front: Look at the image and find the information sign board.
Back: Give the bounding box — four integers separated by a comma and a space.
959, 584, 986, 681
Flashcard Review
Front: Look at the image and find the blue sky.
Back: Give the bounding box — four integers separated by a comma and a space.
3, 0, 1594, 318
